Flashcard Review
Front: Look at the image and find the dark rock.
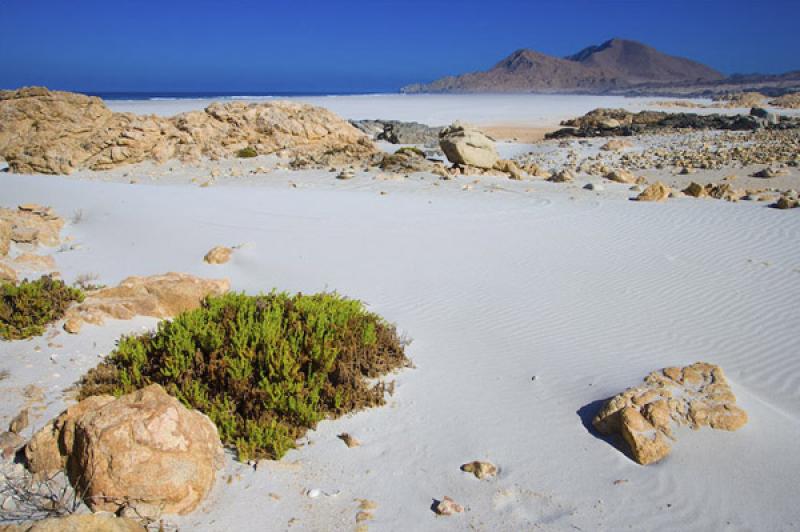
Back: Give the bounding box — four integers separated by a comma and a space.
350, 120, 443, 147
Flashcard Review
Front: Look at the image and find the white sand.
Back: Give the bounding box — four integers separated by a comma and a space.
105, 94, 800, 128
2, 96, 800, 531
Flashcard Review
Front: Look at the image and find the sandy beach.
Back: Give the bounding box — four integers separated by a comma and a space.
1, 93, 799, 531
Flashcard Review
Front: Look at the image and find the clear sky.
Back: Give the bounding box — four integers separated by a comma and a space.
1, 0, 798, 93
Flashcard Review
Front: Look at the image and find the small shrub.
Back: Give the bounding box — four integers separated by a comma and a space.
0, 276, 84, 340
236, 147, 258, 158
394, 146, 426, 158
79, 292, 409, 460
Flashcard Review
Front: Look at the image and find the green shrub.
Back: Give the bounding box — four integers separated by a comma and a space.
236, 146, 258, 158
79, 291, 408, 460
0, 276, 85, 340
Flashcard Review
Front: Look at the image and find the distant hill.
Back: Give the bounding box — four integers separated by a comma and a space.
401, 39, 741, 94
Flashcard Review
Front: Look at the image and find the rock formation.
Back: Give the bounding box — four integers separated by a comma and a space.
63, 272, 229, 333
593, 362, 748, 465
25, 385, 224, 518
203, 246, 232, 265
1, 514, 145, 532
350, 119, 443, 147
0, 87, 378, 175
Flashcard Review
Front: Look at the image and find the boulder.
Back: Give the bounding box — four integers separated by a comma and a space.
203, 246, 232, 265
0, 87, 378, 174
69, 385, 224, 516
13, 514, 145, 532
548, 169, 574, 183
26, 386, 223, 518
593, 362, 748, 465
439, 123, 498, 170
63, 272, 229, 332
682, 182, 708, 198
636, 182, 670, 202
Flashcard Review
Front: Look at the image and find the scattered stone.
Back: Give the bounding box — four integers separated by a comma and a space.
605, 168, 636, 184
8, 408, 29, 434
752, 167, 789, 178
337, 433, 361, 448
774, 195, 799, 209
593, 362, 748, 465
63, 272, 229, 333
204, 246, 232, 265
584, 183, 603, 191
548, 168, 574, 183
439, 122, 498, 170
433, 496, 464, 516
337, 169, 356, 180
682, 182, 708, 198
600, 139, 632, 151
636, 182, 670, 202
460, 461, 497, 479
493, 159, 524, 180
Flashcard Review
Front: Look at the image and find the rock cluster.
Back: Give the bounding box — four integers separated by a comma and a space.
593, 362, 748, 465
379, 147, 448, 176
769, 92, 800, 109
25, 385, 224, 518
0, 87, 378, 174
63, 272, 229, 333
546, 107, 800, 139
350, 119, 443, 147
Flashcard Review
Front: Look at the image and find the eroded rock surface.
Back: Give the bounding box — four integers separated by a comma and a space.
593, 362, 748, 465
0, 87, 378, 174
63, 272, 229, 333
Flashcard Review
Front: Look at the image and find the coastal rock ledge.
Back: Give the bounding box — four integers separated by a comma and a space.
0, 87, 378, 174
592, 362, 748, 465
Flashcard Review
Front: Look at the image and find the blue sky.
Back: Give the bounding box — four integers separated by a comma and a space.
1, 0, 798, 92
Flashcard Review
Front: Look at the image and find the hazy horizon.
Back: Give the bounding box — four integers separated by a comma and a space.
1, 0, 799, 93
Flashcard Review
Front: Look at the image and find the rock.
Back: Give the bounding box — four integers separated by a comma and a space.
350, 120, 443, 147
0, 262, 16, 283
25, 395, 115, 479
15, 513, 145, 531
600, 139, 631, 151
548, 169, 574, 183
0, 88, 378, 174
10, 227, 38, 244
619, 407, 672, 465
68, 385, 224, 517
604, 168, 636, 184
337, 433, 361, 448
0, 220, 10, 256
750, 107, 779, 125
203, 246, 232, 265
63, 318, 82, 334
379, 148, 437, 174
712, 92, 766, 108
63, 272, 229, 332
584, 183, 603, 191
682, 182, 708, 198
706, 183, 743, 201
9, 408, 29, 434
593, 362, 748, 465
336, 169, 355, 180
460, 461, 497, 479
769, 92, 800, 109
12, 253, 56, 272
774, 196, 799, 209
752, 167, 789, 178
493, 159, 524, 180
433, 496, 464, 516
0, 431, 25, 459
636, 182, 670, 202
439, 123, 498, 170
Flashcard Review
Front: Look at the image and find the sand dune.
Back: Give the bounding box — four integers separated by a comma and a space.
2, 165, 798, 530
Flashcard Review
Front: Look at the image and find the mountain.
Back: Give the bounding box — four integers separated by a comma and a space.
402, 38, 725, 94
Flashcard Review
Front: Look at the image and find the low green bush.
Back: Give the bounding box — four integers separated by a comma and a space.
236, 146, 258, 158
0, 276, 84, 340
80, 291, 408, 460
394, 146, 426, 157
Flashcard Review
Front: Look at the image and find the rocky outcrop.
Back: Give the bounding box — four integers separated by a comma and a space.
593, 362, 748, 465
711, 92, 766, 108
0, 87, 378, 174
379, 147, 448, 176
350, 120, 443, 147
0, 205, 63, 248
439, 123, 498, 170
25, 385, 224, 518
769, 92, 800, 109
63, 272, 229, 333
546, 107, 800, 139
